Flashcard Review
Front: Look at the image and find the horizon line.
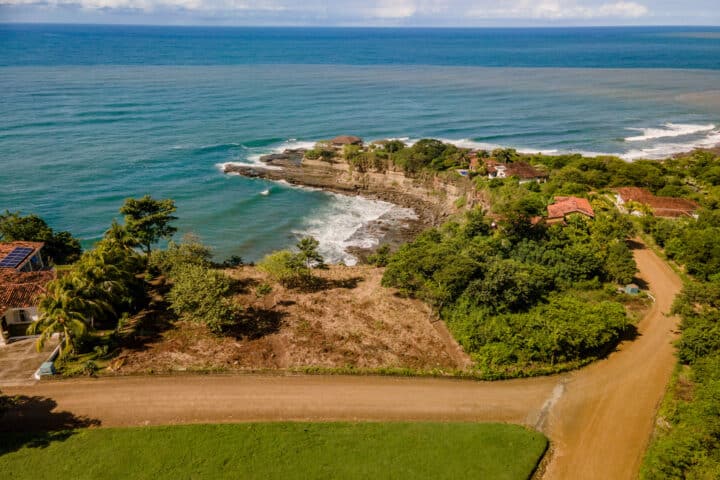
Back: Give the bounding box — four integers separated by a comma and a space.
2, 21, 720, 29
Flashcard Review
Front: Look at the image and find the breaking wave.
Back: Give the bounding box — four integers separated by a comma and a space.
625, 123, 716, 142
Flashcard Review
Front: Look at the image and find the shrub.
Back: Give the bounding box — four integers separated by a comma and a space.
255, 283, 273, 297
257, 250, 311, 288
149, 235, 212, 277
167, 264, 241, 334
367, 244, 391, 267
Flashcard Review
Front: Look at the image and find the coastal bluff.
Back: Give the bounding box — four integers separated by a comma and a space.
223, 145, 475, 228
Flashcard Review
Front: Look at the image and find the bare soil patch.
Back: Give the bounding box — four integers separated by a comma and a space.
108, 266, 467, 374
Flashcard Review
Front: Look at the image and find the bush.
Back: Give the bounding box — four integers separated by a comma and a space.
447, 295, 629, 369
257, 250, 311, 288
255, 283, 273, 297
149, 235, 212, 277
258, 237, 325, 288
367, 244, 391, 267
167, 264, 241, 334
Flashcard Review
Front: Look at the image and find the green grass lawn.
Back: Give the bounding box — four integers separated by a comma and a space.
0, 422, 547, 480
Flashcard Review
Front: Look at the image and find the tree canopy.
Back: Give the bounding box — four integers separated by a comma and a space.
119, 196, 177, 254
0, 210, 82, 264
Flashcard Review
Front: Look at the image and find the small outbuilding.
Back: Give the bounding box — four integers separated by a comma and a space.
330, 135, 363, 147
624, 284, 640, 295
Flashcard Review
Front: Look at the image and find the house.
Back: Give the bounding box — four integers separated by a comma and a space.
0, 242, 54, 344
547, 196, 595, 224
614, 187, 699, 218
485, 159, 547, 184
330, 135, 363, 147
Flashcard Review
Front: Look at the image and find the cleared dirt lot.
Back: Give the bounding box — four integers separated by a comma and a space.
108, 266, 469, 374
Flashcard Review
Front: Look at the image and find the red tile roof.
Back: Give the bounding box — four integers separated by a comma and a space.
0, 269, 55, 318
548, 196, 595, 219
615, 187, 698, 218
485, 160, 547, 179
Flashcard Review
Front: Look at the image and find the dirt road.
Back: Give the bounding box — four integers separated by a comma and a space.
2, 245, 682, 480
541, 245, 682, 479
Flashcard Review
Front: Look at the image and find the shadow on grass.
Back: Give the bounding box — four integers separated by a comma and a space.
0, 396, 101, 457
227, 308, 287, 340
231, 277, 260, 295
119, 304, 176, 353
296, 275, 364, 293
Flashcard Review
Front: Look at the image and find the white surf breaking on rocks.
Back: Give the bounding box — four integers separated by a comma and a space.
293, 192, 417, 266
217, 138, 315, 173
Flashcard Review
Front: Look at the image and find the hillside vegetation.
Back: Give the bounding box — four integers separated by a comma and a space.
637, 150, 720, 479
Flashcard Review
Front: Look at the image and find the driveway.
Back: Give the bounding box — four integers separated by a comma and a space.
0, 337, 57, 386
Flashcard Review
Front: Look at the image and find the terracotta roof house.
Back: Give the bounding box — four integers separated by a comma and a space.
614, 187, 699, 218
330, 135, 363, 147
485, 160, 547, 184
547, 196, 595, 224
0, 242, 54, 343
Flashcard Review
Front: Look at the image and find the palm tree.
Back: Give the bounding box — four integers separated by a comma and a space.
74, 249, 129, 310
104, 220, 138, 251
27, 276, 112, 356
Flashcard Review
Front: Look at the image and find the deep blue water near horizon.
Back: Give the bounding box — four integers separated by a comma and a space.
2, 24, 720, 262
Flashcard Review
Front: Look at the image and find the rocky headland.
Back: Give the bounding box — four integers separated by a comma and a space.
223, 139, 476, 260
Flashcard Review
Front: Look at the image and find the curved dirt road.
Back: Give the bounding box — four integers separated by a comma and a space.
2, 244, 682, 480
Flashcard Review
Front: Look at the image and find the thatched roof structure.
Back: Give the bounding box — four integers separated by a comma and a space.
330, 135, 363, 146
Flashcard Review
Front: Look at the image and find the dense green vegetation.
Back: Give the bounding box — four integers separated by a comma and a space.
0, 423, 547, 480
151, 236, 243, 334
382, 205, 638, 377
638, 150, 720, 480
26, 197, 244, 360
28, 222, 146, 356
0, 210, 82, 264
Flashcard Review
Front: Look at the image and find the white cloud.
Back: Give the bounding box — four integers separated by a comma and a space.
0, 0, 287, 11
369, 1, 416, 18
0, 0, 650, 21
467, 1, 648, 19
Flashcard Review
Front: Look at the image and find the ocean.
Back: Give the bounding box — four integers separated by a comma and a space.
2, 25, 720, 262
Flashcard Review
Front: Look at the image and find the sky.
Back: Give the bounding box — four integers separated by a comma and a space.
0, 0, 719, 26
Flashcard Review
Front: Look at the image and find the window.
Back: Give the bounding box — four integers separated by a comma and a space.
18, 309, 28, 323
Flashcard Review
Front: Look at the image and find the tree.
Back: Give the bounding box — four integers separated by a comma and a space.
296, 236, 325, 268
104, 219, 139, 250
0, 211, 82, 264
119, 196, 177, 255
603, 241, 637, 285
167, 263, 240, 334
27, 277, 106, 356
257, 250, 311, 288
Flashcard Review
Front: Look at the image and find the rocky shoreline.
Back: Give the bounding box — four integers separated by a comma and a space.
223, 149, 469, 261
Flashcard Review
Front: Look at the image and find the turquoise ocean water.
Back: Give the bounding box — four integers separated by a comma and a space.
2, 25, 720, 262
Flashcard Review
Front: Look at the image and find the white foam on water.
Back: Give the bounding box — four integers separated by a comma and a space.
293, 192, 417, 266
245, 138, 317, 164
215, 161, 283, 172
622, 129, 720, 160
625, 123, 716, 142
